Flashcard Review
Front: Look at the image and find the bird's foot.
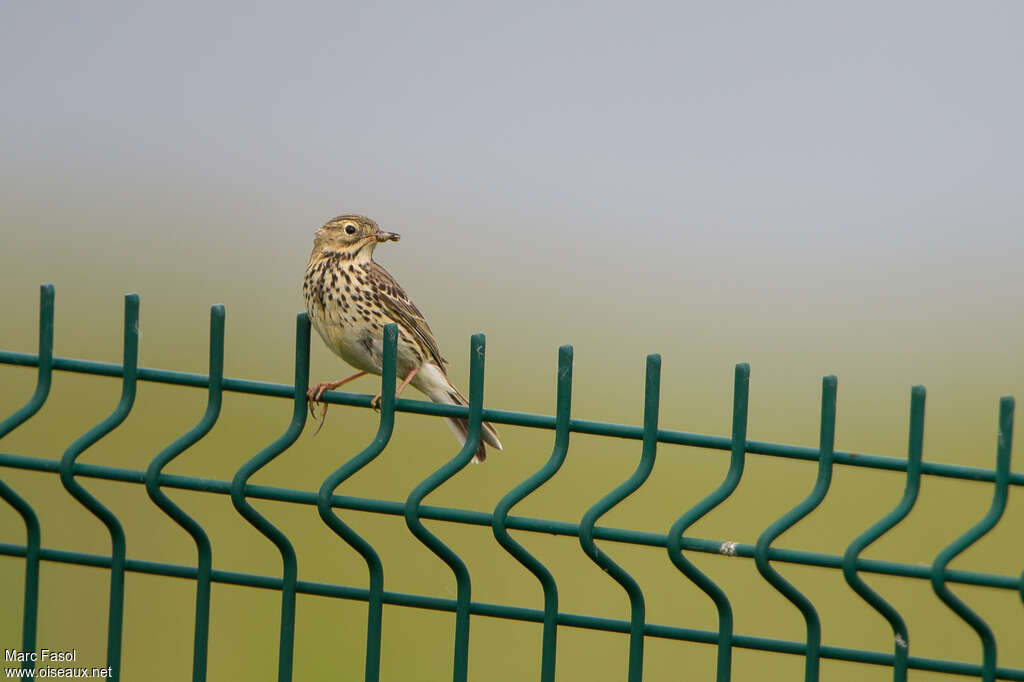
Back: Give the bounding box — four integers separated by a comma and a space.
370, 367, 418, 411
305, 371, 371, 435
307, 381, 343, 434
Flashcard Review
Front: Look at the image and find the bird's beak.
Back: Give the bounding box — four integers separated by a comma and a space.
376, 231, 401, 242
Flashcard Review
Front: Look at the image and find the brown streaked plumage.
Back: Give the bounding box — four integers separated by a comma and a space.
303, 214, 502, 462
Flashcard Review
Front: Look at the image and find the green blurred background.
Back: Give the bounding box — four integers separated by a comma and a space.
1, 2, 1022, 680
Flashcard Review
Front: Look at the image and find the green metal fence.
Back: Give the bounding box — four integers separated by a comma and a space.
1, 284, 1020, 682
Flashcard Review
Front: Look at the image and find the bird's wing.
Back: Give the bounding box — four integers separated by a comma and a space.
369, 261, 448, 370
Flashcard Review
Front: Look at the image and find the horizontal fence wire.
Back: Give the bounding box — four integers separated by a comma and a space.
1, 284, 1021, 682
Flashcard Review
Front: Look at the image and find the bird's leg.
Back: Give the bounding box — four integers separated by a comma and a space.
307, 371, 368, 434
370, 366, 419, 409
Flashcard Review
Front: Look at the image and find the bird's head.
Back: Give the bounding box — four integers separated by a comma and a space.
312, 214, 400, 258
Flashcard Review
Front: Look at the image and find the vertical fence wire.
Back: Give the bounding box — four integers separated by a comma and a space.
228, 313, 310, 682
57, 293, 139, 682
667, 362, 750, 682
143, 304, 225, 682
0, 284, 53, 671
841, 385, 925, 682
316, 323, 399, 682
578, 353, 661, 682
753, 375, 837, 682
403, 333, 488, 682
491, 344, 574, 682
930, 396, 1015, 682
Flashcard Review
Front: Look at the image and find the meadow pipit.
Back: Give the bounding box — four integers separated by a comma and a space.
303, 214, 502, 462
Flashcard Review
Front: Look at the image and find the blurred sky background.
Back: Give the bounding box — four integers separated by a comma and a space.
1, 2, 1022, 681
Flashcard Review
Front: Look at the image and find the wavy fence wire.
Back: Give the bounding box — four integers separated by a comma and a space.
0, 284, 1021, 682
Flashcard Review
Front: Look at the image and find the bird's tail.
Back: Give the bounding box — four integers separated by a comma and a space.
420, 367, 502, 463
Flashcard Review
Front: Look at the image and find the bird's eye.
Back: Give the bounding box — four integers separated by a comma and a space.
345, 224, 357, 235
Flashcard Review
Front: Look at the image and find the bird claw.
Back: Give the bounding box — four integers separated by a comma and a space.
312, 406, 327, 436
370, 393, 382, 411
306, 383, 334, 435
307, 399, 329, 436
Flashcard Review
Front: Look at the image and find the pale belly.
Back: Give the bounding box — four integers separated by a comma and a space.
308, 302, 422, 378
